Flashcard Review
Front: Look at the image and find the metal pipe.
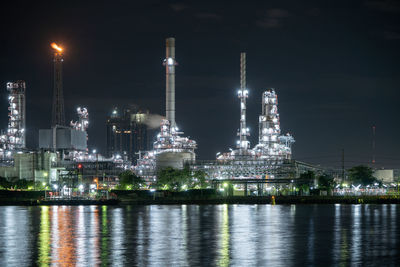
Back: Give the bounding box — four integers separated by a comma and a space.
165, 37, 176, 128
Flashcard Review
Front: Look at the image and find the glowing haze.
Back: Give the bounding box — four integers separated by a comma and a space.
50, 42, 63, 52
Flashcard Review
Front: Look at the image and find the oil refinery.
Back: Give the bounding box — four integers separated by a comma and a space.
0, 37, 351, 188
134, 38, 305, 183
135, 38, 197, 181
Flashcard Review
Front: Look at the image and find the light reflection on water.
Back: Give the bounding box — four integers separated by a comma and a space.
0, 204, 399, 266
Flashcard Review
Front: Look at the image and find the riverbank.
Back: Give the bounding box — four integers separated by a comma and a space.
118, 195, 400, 205
0, 190, 120, 206
1, 189, 400, 205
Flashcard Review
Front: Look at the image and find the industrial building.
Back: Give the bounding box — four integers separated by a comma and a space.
135, 37, 197, 180
106, 106, 150, 162
0, 151, 59, 183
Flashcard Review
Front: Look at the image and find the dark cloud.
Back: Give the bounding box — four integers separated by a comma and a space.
306, 7, 321, 16
384, 30, 400, 39
170, 3, 188, 12
195, 12, 222, 20
364, 0, 400, 13
266, 8, 290, 18
256, 8, 290, 29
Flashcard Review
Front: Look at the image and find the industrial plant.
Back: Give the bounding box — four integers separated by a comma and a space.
0, 36, 397, 194
134, 42, 302, 184
135, 38, 197, 181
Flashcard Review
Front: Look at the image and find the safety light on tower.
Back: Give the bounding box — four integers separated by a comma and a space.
50, 42, 65, 127
237, 52, 250, 153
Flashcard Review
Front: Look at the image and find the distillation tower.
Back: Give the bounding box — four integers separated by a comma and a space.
253, 89, 294, 159
135, 38, 197, 179
213, 53, 295, 179
0, 81, 26, 159
6, 81, 26, 150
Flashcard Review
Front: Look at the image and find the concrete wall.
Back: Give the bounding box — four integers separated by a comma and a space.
373, 169, 394, 183
0, 151, 59, 182
39, 128, 87, 151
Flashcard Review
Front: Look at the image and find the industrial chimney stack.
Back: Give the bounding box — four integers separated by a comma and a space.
165, 37, 176, 128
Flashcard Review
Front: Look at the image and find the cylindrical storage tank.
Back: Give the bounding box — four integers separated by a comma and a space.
156, 151, 195, 170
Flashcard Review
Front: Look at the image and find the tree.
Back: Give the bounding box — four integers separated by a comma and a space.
347, 165, 377, 186
318, 174, 335, 190
118, 170, 144, 190
157, 167, 188, 191
192, 170, 208, 189
0, 177, 11, 189
156, 166, 209, 191
14, 179, 32, 189
297, 171, 316, 195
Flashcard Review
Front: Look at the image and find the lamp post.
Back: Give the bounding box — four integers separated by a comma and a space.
93, 149, 99, 190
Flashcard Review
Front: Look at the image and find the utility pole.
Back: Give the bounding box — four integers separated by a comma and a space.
341, 149, 345, 184
372, 126, 376, 166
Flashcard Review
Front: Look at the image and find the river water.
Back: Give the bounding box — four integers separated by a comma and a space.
0, 204, 399, 266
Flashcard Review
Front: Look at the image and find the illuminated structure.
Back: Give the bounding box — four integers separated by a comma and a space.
106, 106, 150, 162
70, 107, 89, 132
237, 52, 250, 154
217, 53, 255, 161
0, 81, 26, 159
214, 53, 295, 179
51, 42, 65, 127
6, 81, 26, 150
253, 89, 294, 160
135, 37, 197, 180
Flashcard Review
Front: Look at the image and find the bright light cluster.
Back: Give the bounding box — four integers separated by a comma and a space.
253, 89, 294, 160
0, 81, 26, 159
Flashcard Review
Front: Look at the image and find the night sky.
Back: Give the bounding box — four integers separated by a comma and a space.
1, 0, 399, 169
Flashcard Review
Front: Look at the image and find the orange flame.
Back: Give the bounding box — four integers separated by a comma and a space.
50, 42, 63, 52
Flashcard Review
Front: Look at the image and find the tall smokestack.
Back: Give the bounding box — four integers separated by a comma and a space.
165, 37, 176, 128
51, 42, 65, 127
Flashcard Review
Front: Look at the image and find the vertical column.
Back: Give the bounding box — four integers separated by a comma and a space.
165, 37, 176, 128
238, 52, 249, 152
51, 43, 65, 127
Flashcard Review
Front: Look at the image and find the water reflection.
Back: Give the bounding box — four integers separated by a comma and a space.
0, 204, 399, 266
217, 204, 230, 266
38, 206, 50, 265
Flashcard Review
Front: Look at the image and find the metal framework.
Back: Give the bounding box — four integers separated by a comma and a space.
51, 43, 65, 127
253, 89, 294, 159
237, 52, 250, 153
6, 81, 26, 150
0, 81, 26, 159
216, 54, 295, 179
70, 107, 89, 132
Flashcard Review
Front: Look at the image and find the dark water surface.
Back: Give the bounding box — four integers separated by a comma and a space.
0, 204, 399, 266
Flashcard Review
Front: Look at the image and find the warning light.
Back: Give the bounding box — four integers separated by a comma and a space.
77, 164, 83, 169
